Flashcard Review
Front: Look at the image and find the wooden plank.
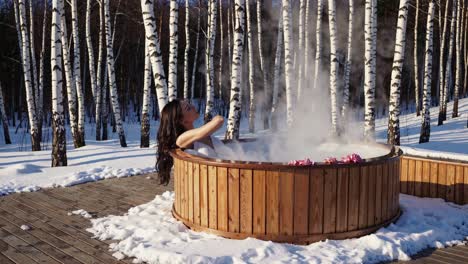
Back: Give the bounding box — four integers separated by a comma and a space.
193, 163, 201, 225
367, 165, 376, 227
266, 170, 280, 235
217, 167, 228, 232
400, 158, 408, 194
429, 162, 438, 198
253, 170, 266, 235
447, 165, 456, 203
394, 160, 400, 214
208, 166, 218, 229
180, 160, 186, 219
175, 159, 180, 215
381, 163, 389, 220
200, 164, 209, 227
438, 163, 447, 200
323, 168, 337, 234
347, 167, 360, 231
374, 165, 383, 225
407, 159, 416, 195
279, 169, 294, 236
358, 166, 368, 229
0, 239, 37, 264
240, 169, 253, 234
388, 162, 394, 220
422, 161, 431, 197
464, 167, 468, 204
293, 168, 309, 235
415, 160, 423, 197
336, 168, 349, 233
0, 252, 14, 264
228, 168, 240, 233
188, 162, 194, 222
455, 166, 464, 205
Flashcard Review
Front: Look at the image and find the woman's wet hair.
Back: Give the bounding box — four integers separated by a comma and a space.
156, 99, 187, 185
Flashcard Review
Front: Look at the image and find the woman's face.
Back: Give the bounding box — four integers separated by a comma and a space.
180, 100, 199, 126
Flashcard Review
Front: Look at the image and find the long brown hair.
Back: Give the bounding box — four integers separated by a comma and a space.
156, 99, 187, 185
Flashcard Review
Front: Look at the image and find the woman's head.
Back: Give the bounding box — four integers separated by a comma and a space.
156, 99, 198, 185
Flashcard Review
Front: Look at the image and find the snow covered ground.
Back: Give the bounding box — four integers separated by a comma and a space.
1, 98, 468, 263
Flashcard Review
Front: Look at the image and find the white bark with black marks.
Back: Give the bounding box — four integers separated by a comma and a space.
246, 0, 255, 132
342, 0, 353, 119
414, 0, 421, 116
297, 0, 305, 99
205, 0, 218, 122
257, 0, 268, 129
29, 0, 39, 116
183, 0, 190, 99
168, 0, 179, 101
97, 1, 106, 140
38, 0, 47, 139
282, 0, 294, 127
364, 0, 377, 140
190, 2, 201, 101
452, 0, 462, 118
141, 40, 152, 148
328, 0, 340, 135
271, 16, 283, 131
438, 0, 450, 108
313, 0, 323, 91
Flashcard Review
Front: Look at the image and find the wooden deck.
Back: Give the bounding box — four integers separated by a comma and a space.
0, 174, 467, 264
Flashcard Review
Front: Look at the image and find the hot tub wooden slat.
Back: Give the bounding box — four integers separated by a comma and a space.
367, 165, 376, 228
175, 159, 180, 215
438, 163, 447, 199
309, 169, 324, 234
455, 166, 464, 204
415, 160, 423, 197
336, 168, 349, 233
193, 163, 201, 225
323, 169, 338, 234
407, 159, 416, 195
422, 161, 431, 197
240, 169, 253, 233
294, 168, 309, 235
185, 161, 190, 220
447, 165, 456, 203
358, 166, 368, 229
390, 162, 396, 218
429, 163, 438, 198
374, 165, 382, 225
400, 158, 408, 194
208, 166, 218, 229
200, 164, 209, 227
382, 163, 389, 220
279, 169, 294, 235
218, 167, 228, 232
228, 168, 240, 233
464, 167, 468, 203
393, 160, 400, 215
253, 170, 266, 234
347, 167, 360, 231
188, 162, 194, 222
266, 170, 280, 235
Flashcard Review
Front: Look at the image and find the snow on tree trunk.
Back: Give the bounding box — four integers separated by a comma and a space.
225, 0, 245, 140
60, 2, 80, 148
257, 0, 268, 129
168, 0, 179, 101
18, 0, 40, 151
141, 0, 168, 113
38, 0, 47, 141
438, 1, 450, 109
387, 0, 409, 146
419, 1, 435, 144
328, 0, 340, 135
246, 0, 255, 133
71, 0, 85, 147
191, 3, 201, 101
29, 0, 39, 118
183, 0, 190, 99
414, 0, 421, 116
313, 0, 323, 91
271, 16, 283, 131
452, 0, 462, 118
98, 1, 106, 140
282, 0, 294, 127
341, 0, 353, 119
141, 40, 151, 148
439, 0, 457, 125
51, 0, 67, 166
104, 0, 126, 147
86, 0, 101, 140
0, 83, 11, 144
364, 0, 377, 141
205, 0, 218, 123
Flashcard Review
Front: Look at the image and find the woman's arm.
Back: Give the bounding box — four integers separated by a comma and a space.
176, 115, 224, 148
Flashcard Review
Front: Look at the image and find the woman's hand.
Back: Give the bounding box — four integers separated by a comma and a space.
176, 115, 224, 148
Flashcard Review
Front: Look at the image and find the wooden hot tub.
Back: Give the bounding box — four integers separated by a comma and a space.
170, 145, 401, 244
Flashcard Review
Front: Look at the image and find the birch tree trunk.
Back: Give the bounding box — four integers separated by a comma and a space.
205, 0, 218, 123
227, 2, 232, 77
439, 0, 457, 125
183, 0, 190, 99
271, 16, 283, 131
414, 0, 421, 116
438, 0, 450, 108
0, 83, 11, 144
225, 0, 245, 140
283, 0, 294, 127
464, 0, 468, 98
14, 0, 23, 62
51, 0, 67, 166
257, 0, 268, 129
328, 0, 339, 135
304, 0, 311, 82
60, 2, 80, 148
387, 0, 409, 146
419, 1, 435, 144
141, 0, 168, 113
313, 0, 323, 90
71, 0, 85, 146
190, 2, 201, 101
342, 0, 353, 119
98, 1, 107, 140
141, 40, 151, 148
38, 0, 47, 140
246, 0, 255, 132
18, 0, 40, 151
218, 0, 224, 101
168, 0, 179, 101
364, 0, 377, 140
297, 0, 305, 99
104, 0, 127, 147
452, 0, 462, 117
29, 0, 39, 117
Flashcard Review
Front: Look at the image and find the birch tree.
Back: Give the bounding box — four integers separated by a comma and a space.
98, 1, 107, 140
71, 0, 85, 146
104, 0, 127, 147
205, 0, 218, 122
0, 83, 11, 144
218, 0, 224, 101
283, 0, 294, 127
38, 0, 47, 140
438, 0, 450, 108
29, 0, 39, 116
51, 0, 67, 166
271, 16, 283, 131
257, 0, 268, 129
387, 0, 409, 146
464, 0, 468, 98
297, 0, 306, 99
364, 0, 377, 140
246, 0, 255, 132
168, 0, 179, 101
18, 0, 40, 151
141, 40, 152, 148
328, 0, 340, 135
342, 0, 354, 118
190, 1, 201, 101
419, 1, 435, 144
226, 0, 245, 140
414, 0, 421, 116
452, 0, 462, 117
313, 0, 324, 90
141, 0, 168, 113
183, 0, 190, 99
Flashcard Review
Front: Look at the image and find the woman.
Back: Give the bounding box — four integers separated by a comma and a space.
156, 99, 224, 185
